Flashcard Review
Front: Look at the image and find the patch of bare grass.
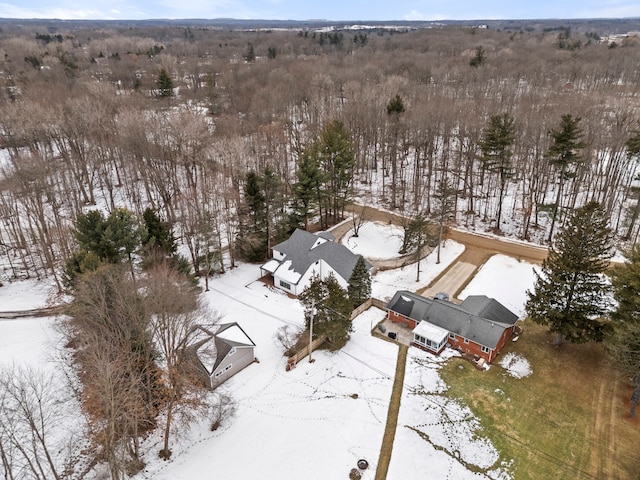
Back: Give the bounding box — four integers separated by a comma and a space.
440, 321, 640, 480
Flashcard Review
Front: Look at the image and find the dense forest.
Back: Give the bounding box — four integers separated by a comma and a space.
1, 20, 640, 286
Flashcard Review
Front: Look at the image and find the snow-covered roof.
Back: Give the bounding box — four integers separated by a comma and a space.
270, 228, 372, 285
261, 259, 280, 274
275, 259, 303, 284
215, 322, 256, 347
413, 321, 449, 344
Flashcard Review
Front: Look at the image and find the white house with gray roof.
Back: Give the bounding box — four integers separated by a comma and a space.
386, 290, 520, 363
261, 228, 373, 296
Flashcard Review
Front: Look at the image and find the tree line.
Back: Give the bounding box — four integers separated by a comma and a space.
2, 25, 640, 284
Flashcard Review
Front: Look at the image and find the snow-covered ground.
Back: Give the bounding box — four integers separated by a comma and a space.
389, 349, 510, 480
0, 316, 61, 366
0, 277, 60, 310
341, 221, 404, 259
0, 221, 540, 480
459, 254, 537, 317
372, 240, 465, 301
499, 353, 532, 379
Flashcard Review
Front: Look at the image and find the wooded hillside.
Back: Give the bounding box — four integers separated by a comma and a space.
1, 21, 640, 285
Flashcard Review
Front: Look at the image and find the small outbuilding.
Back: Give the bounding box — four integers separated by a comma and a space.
190, 322, 257, 389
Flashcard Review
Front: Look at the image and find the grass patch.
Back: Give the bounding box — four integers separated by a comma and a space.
440, 321, 640, 480
375, 344, 407, 480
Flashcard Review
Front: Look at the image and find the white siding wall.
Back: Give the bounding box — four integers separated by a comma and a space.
296, 260, 348, 295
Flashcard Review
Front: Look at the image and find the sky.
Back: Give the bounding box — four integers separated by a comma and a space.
1, 0, 639, 21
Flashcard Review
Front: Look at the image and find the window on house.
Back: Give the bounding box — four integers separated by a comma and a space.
448, 333, 455, 339
229, 347, 236, 356
224, 364, 232, 372
481, 345, 490, 353
279, 280, 291, 290
463, 338, 469, 344
214, 371, 222, 378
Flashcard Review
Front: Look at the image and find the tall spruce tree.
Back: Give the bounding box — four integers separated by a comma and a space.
479, 113, 515, 231
142, 208, 176, 256
299, 274, 353, 347
526, 201, 614, 346
317, 120, 355, 227
432, 176, 457, 264
294, 146, 325, 229
623, 129, 640, 240
608, 243, 640, 417
348, 256, 371, 308
610, 243, 640, 324
156, 68, 174, 97
236, 167, 285, 262
545, 114, 587, 241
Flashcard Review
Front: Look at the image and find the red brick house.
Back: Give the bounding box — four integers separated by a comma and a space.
386, 291, 520, 363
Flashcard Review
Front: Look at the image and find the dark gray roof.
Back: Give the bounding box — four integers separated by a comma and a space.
460, 295, 519, 325
271, 228, 372, 285
386, 291, 518, 350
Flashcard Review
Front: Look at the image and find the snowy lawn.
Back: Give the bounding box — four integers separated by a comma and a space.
372, 240, 465, 300
389, 348, 510, 480
0, 277, 60, 310
134, 265, 396, 480
341, 221, 404, 259
0, 315, 61, 366
459, 254, 537, 317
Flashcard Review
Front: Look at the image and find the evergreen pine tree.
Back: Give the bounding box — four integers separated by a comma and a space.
433, 176, 457, 264
479, 113, 515, 230
156, 68, 174, 97
294, 146, 325, 229
400, 213, 435, 281
526, 201, 614, 346
317, 120, 355, 226
348, 256, 371, 308
245, 43, 256, 62
300, 274, 353, 347
236, 168, 286, 262
142, 208, 176, 256
608, 242, 640, 417
469, 46, 486, 67
623, 129, 640, 239
610, 243, 640, 324
545, 114, 587, 241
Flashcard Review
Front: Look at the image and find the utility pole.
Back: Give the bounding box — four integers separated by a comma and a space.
309, 301, 316, 363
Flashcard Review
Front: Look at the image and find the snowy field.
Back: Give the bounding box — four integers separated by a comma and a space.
372, 240, 465, 301
459, 254, 537, 317
0, 277, 60, 310
0, 222, 541, 479
341, 221, 404, 259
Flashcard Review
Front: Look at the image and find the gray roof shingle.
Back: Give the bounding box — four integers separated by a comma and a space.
386, 291, 518, 350
271, 228, 372, 285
